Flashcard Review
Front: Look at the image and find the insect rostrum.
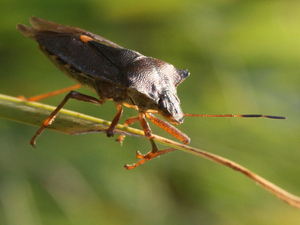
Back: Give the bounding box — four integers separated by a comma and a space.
16, 17, 285, 169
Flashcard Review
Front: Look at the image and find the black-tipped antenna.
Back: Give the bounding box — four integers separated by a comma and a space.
183, 113, 286, 120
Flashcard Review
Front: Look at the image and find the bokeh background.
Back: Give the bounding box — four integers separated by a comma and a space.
1, 1, 300, 224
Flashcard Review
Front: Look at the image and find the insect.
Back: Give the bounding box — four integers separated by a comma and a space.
17, 17, 285, 169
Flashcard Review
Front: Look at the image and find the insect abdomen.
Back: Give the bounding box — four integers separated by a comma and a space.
39, 45, 97, 91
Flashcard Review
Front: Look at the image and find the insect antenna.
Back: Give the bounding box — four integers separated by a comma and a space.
183, 113, 286, 120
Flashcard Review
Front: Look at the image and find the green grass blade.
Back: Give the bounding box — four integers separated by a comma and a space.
1, 93, 300, 209
0, 93, 144, 137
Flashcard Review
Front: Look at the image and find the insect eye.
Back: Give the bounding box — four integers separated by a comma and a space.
158, 98, 166, 111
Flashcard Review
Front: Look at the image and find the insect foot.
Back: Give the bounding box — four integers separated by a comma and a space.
124, 148, 177, 170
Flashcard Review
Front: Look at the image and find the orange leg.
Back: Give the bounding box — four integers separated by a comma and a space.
31, 91, 104, 147
124, 148, 176, 170
124, 112, 177, 170
18, 84, 82, 102
145, 112, 190, 144
117, 112, 191, 145
116, 116, 140, 145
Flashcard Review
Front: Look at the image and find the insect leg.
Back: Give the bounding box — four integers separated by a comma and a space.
145, 112, 190, 144
118, 112, 191, 145
138, 112, 156, 145
116, 116, 140, 145
106, 104, 123, 137
30, 91, 104, 147
124, 148, 176, 170
124, 112, 176, 170
18, 84, 82, 102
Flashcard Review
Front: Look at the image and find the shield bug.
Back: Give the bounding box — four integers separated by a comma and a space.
16, 17, 285, 169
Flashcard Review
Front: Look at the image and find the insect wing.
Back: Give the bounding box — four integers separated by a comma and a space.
29, 16, 122, 48
17, 18, 142, 86
87, 40, 144, 71
34, 32, 125, 85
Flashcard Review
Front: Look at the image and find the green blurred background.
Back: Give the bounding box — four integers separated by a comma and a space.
1, 1, 300, 224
